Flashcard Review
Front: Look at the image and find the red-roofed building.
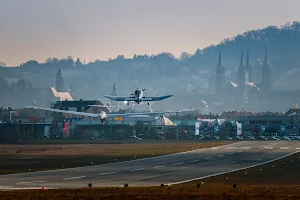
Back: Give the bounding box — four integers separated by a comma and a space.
50, 87, 73, 101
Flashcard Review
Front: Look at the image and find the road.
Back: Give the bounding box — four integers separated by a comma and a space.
0, 141, 299, 189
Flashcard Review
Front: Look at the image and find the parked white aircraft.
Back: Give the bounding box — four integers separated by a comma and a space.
25, 106, 179, 123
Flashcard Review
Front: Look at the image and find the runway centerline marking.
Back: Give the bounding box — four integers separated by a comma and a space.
217, 155, 224, 157
63, 176, 86, 180
17, 182, 32, 184
263, 147, 274, 149
100, 172, 118, 175
280, 147, 289, 149
17, 181, 47, 184
129, 168, 144, 172
153, 165, 165, 169
172, 162, 183, 166
189, 160, 199, 163
204, 157, 212, 160
226, 147, 237, 149
228, 152, 234, 155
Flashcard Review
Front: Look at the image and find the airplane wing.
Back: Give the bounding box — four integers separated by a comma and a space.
107, 110, 180, 118
104, 95, 137, 101
25, 106, 99, 118
25, 106, 180, 119
142, 95, 173, 101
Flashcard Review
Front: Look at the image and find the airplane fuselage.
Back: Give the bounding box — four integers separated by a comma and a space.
133, 89, 143, 104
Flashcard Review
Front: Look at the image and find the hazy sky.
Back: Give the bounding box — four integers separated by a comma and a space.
1, 0, 300, 66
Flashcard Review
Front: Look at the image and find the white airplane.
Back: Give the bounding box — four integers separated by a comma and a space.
104, 88, 173, 105
201, 99, 208, 108
25, 105, 179, 123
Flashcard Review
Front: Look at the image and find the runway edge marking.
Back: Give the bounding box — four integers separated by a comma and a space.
166, 150, 300, 186
0, 141, 246, 177
63, 176, 86, 180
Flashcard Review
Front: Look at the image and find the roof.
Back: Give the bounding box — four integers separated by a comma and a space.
220, 111, 286, 117
50, 87, 73, 101
151, 115, 176, 126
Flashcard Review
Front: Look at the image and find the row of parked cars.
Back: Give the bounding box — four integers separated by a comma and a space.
197, 134, 300, 141
235, 134, 300, 141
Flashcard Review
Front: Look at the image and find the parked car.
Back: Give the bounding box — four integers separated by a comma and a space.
270, 136, 280, 140
282, 136, 292, 140
236, 136, 244, 140
248, 135, 256, 140
129, 136, 142, 140
212, 136, 220, 140
293, 136, 300, 140
259, 135, 268, 140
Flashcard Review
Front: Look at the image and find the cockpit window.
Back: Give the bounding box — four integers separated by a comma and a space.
134, 90, 140, 97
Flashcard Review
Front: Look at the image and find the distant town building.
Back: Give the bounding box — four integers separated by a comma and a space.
198, 47, 300, 113
50, 87, 73, 101
56, 69, 65, 92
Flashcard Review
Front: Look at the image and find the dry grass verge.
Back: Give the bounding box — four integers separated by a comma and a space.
1, 185, 300, 200
0, 141, 233, 174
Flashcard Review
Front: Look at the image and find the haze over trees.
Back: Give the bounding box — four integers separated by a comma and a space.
1, 21, 300, 109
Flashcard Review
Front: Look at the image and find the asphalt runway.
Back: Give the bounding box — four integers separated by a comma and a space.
0, 141, 299, 189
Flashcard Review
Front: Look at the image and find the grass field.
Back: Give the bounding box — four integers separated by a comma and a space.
0, 140, 233, 175
176, 152, 300, 187
1, 143, 300, 199
1, 184, 300, 200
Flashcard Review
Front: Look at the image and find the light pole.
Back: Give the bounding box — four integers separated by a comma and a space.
9, 111, 15, 122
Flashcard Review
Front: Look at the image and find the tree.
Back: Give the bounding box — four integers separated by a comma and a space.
75, 58, 83, 67
0, 62, 6, 67
20, 60, 38, 69
45, 57, 59, 64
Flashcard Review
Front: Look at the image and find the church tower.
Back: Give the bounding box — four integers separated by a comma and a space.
261, 49, 271, 91
56, 69, 65, 92
111, 82, 118, 96
245, 48, 253, 82
110, 82, 119, 111
215, 50, 225, 94
237, 49, 245, 90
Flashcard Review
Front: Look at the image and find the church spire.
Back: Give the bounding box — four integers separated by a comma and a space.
217, 49, 223, 67
246, 47, 250, 66
245, 47, 253, 82
263, 48, 269, 67
215, 49, 225, 94
237, 48, 245, 90
239, 48, 244, 67
262, 47, 271, 91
